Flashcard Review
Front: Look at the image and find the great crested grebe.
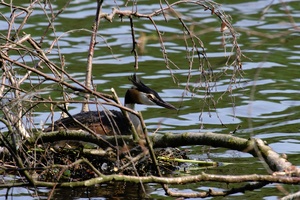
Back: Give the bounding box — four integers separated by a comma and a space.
45, 74, 177, 135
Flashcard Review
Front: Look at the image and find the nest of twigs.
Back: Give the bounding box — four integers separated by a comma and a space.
1, 142, 188, 182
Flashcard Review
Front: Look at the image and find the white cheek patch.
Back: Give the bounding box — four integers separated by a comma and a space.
138, 92, 156, 105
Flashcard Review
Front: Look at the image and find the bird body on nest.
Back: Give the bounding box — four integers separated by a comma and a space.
45, 74, 176, 135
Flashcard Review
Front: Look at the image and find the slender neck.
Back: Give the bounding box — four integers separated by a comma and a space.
124, 90, 142, 133
125, 103, 135, 110
124, 103, 141, 133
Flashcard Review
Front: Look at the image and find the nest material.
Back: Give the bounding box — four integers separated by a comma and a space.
10, 143, 189, 182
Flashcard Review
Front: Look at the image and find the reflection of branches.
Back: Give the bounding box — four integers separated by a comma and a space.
262, 0, 299, 31
167, 182, 269, 198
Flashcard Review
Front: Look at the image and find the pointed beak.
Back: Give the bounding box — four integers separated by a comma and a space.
153, 98, 177, 110
129, 74, 177, 110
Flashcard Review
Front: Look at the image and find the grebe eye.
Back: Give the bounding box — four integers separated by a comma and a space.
147, 94, 155, 100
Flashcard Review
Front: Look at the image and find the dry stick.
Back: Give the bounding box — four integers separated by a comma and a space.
177, 16, 216, 114
4, 35, 62, 79
139, 112, 160, 175
159, 0, 169, 22
111, 88, 139, 141
1, 1, 35, 41
213, 9, 242, 69
0, 44, 30, 138
4, 34, 113, 104
83, 0, 103, 112
138, 112, 170, 192
17, 37, 42, 84
148, 16, 170, 70
0, 53, 113, 103
34, 0, 71, 110
0, 118, 18, 155
14, 1, 36, 38
0, 65, 7, 97
1, 34, 31, 51
27, 36, 61, 80
178, 17, 209, 66
129, 16, 138, 70
181, 22, 194, 87
110, 88, 133, 164
39, 0, 71, 45
101, 8, 170, 70
29, 173, 300, 188
282, 190, 300, 200
119, 151, 148, 171
0, 119, 34, 185
119, 149, 148, 194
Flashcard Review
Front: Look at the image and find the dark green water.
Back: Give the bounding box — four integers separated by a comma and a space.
0, 0, 300, 199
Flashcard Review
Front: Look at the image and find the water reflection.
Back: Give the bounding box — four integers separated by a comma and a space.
50, 183, 152, 200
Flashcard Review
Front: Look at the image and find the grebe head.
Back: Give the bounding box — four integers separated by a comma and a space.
125, 74, 177, 110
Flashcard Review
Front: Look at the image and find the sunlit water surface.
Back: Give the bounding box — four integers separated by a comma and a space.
1, 0, 300, 199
